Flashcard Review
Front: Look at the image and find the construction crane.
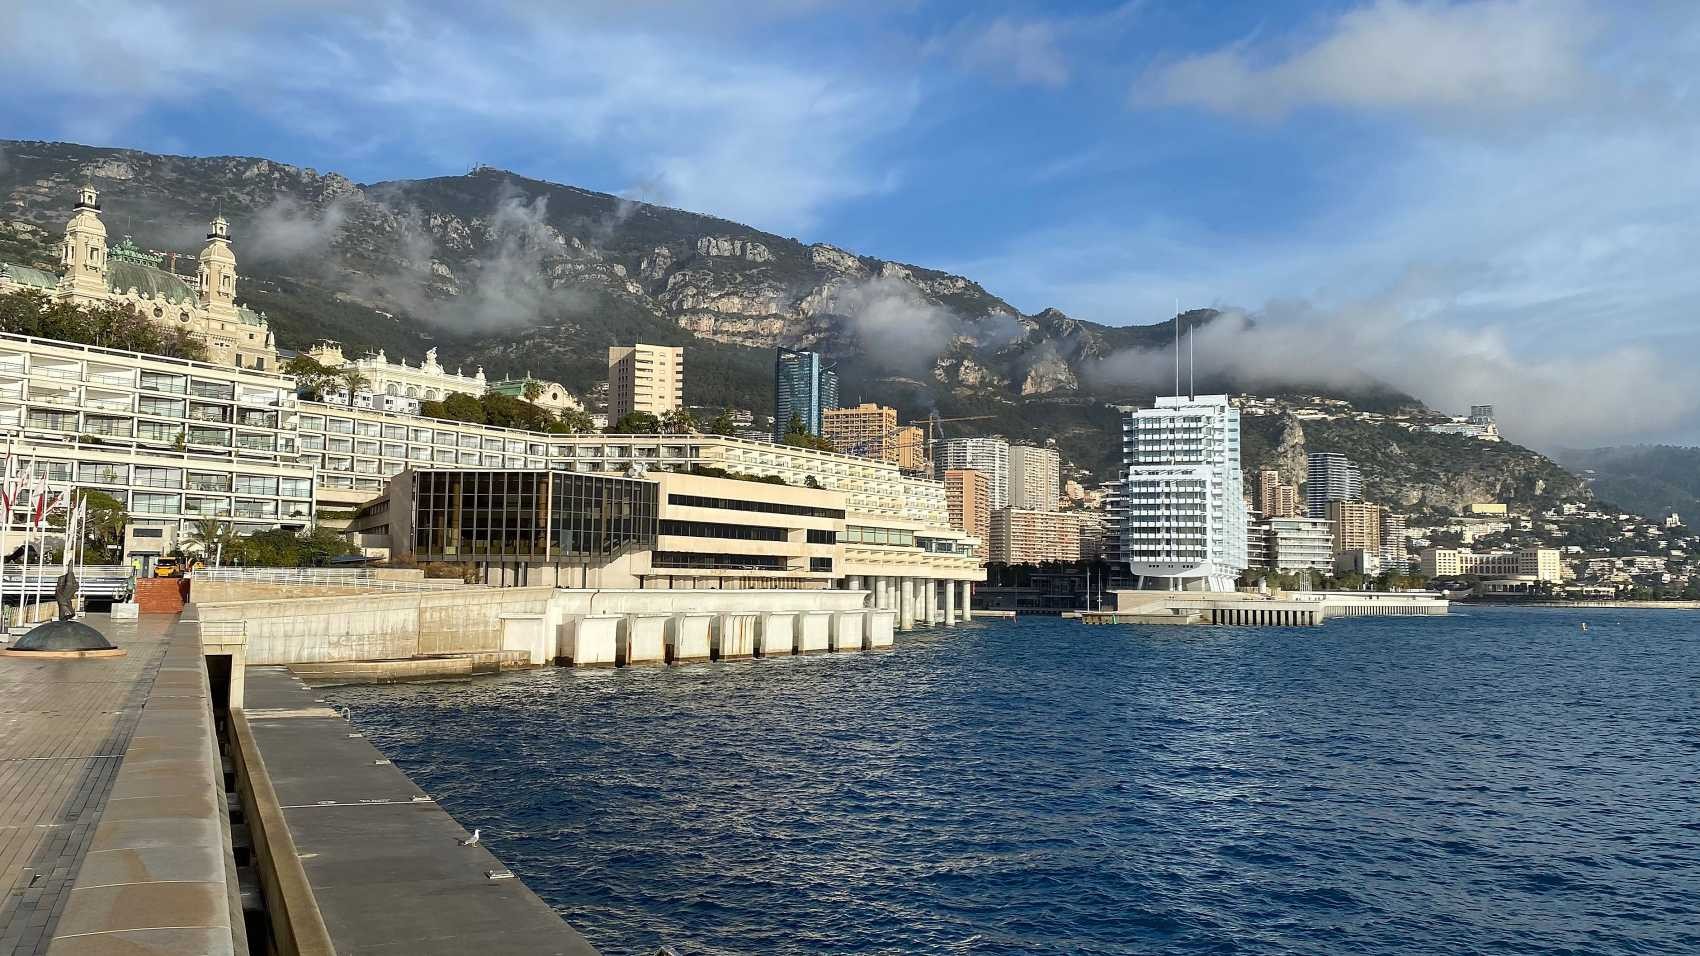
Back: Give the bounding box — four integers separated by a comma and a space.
905, 413, 996, 444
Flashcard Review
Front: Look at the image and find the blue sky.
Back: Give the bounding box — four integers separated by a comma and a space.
3, 0, 1698, 445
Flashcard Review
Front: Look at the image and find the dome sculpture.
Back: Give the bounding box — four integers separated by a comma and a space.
3, 620, 126, 659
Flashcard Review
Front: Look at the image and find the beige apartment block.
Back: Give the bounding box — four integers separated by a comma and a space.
1328, 500, 1384, 555
989, 507, 1083, 565
944, 468, 991, 557
608, 344, 684, 420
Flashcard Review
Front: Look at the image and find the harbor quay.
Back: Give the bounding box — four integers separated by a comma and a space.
1076, 589, 1449, 626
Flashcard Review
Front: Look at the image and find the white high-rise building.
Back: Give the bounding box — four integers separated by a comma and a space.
933, 437, 1010, 510
1120, 395, 1248, 591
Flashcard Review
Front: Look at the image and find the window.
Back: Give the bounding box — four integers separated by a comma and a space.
138, 396, 185, 418
77, 462, 127, 484
187, 426, 230, 447
668, 494, 844, 520
26, 409, 75, 431
234, 475, 277, 495
301, 433, 325, 451
659, 520, 786, 542
809, 557, 833, 572
186, 472, 231, 493
131, 492, 180, 515
189, 379, 234, 400
279, 477, 312, 498
807, 529, 837, 544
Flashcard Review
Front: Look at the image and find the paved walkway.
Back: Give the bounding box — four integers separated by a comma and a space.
245, 667, 598, 955
0, 616, 172, 953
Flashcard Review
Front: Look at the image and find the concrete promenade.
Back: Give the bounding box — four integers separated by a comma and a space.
0, 615, 237, 955
243, 666, 598, 955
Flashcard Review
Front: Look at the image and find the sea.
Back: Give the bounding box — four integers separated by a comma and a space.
327, 606, 1700, 955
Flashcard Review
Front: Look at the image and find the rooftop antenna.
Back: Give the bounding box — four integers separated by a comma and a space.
1172, 299, 1180, 399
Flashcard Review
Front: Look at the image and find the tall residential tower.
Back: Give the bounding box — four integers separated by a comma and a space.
1120, 395, 1249, 591
607, 344, 684, 422
773, 347, 838, 439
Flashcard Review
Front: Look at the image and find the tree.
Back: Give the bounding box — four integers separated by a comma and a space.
609, 411, 661, 434
706, 408, 737, 436
557, 407, 597, 434
234, 527, 358, 567
661, 407, 699, 435
76, 491, 128, 563
440, 392, 487, 424
522, 379, 543, 402
781, 413, 834, 452
283, 353, 339, 402
0, 289, 207, 361
183, 518, 240, 566
338, 367, 370, 408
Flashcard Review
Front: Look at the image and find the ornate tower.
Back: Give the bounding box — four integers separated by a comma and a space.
196, 215, 239, 318
58, 186, 110, 302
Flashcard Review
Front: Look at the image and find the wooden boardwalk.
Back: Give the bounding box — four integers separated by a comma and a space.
0, 617, 171, 954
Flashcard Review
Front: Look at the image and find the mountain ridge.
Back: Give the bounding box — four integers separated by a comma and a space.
2, 138, 1586, 513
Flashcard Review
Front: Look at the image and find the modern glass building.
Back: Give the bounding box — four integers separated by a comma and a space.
773, 347, 838, 440
410, 470, 658, 565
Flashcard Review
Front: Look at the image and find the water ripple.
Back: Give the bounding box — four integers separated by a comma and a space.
329, 607, 1700, 955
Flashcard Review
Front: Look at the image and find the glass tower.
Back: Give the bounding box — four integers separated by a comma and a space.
773, 347, 838, 440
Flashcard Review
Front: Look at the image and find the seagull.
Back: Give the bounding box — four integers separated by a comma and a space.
459, 828, 481, 846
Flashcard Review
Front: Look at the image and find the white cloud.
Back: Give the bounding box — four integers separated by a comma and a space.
1139, 0, 1599, 119
947, 18, 1072, 89
0, 1, 914, 233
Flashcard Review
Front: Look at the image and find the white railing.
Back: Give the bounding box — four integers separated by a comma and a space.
189, 568, 465, 591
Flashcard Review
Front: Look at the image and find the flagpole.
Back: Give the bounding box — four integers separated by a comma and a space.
0, 438, 11, 627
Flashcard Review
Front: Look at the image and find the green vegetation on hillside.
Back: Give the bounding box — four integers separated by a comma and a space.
1556, 445, 1700, 519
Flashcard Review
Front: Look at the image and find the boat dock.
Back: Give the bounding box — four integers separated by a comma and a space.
1078, 590, 1448, 627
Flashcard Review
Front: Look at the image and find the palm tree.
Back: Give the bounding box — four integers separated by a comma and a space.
184, 518, 239, 567
339, 368, 371, 408
522, 379, 543, 403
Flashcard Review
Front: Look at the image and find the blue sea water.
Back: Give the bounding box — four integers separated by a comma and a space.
328, 607, 1700, 955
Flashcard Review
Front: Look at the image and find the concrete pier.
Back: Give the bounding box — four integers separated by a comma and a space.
712, 613, 759, 659
797, 611, 832, 653
564, 614, 621, 666
666, 613, 713, 662
943, 578, 957, 626
865, 609, 897, 648
615, 614, 666, 666
830, 610, 867, 652
500, 612, 552, 665
755, 612, 796, 656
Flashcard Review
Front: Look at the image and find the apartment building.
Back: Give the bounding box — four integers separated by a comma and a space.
1265, 516, 1334, 572
1328, 500, 1384, 555
933, 436, 1010, 510
1305, 452, 1362, 518
1008, 444, 1060, 511
773, 347, 837, 439
989, 508, 1083, 565
1121, 395, 1248, 591
942, 468, 990, 558
607, 344, 684, 420
0, 332, 313, 568
1254, 467, 1301, 518
822, 403, 897, 459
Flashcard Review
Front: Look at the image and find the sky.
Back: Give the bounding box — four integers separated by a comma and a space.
3, 0, 1698, 447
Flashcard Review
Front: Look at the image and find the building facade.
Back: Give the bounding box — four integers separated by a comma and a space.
989, 508, 1083, 565
822, 403, 897, 460
607, 344, 684, 421
484, 377, 581, 414
933, 436, 1010, 510
1265, 516, 1334, 572
1328, 500, 1384, 555
1420, 547, 1562, 582
773, 347, 837, 439
361, 466, 982, 602
1120, 395, 1249, 591
1008, 444, 1060, 511
0, 187, 279, 371
304, 343, 487, 413
1254, 467, 1301, 518
0, 332, 312, 571
942, 468, 990, 559
1305, 452, 1362, 518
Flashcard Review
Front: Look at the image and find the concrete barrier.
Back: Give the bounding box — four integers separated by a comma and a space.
756, 612, 796, 656
500, 613, 551, 666
615, 614, 666, 666
564, 614, 621, 667
108, 601, 139, 620
712, 613, 759, 660
830, 610, 867, 652
666, 613, 713, 662
797, 611, 831, 654
865, 609, 896, 648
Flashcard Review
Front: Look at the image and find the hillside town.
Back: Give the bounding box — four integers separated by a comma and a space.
0, 186, 1694, 610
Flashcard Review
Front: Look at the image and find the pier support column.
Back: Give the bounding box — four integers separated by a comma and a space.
943, 576, 957, 626
959, 581, 973, 621
899, 578, 916, 630
918, 578, 932, 626
875, 576, 889, 610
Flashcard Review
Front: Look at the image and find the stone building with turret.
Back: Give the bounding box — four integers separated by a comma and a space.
0, 186, 279, 371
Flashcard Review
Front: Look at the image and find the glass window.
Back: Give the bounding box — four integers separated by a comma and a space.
234, 475, 277, 495
131, 492, 180, 515
77, 461, 128, 484
138, 396, 185, 418
299, 415, 325, 432
187, 426, 230, 447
